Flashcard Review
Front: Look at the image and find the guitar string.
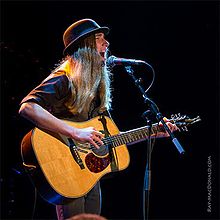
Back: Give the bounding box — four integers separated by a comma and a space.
89, 125, 160, 150
88, 118, 193, 151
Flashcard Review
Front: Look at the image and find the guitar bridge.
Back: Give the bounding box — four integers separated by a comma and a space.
68, 138, 85, 170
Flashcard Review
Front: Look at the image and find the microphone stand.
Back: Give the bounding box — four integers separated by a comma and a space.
142, 110, 153, 220
124, 65, 185, 220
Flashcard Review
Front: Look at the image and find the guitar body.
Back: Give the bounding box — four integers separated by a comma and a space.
21, 113, 200, 205
21, 116, 130, 205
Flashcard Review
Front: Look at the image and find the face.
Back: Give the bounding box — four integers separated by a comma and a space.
95, 33, 109, 61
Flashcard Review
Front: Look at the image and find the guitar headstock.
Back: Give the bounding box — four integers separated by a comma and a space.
170, 113, 201, 132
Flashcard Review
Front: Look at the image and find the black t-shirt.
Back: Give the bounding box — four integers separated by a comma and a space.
20, 70, 110, 122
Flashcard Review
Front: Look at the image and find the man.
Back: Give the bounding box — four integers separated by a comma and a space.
19, 18, 178, 219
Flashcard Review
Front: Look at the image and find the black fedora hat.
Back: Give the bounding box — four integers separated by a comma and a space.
63, 18, 110, 56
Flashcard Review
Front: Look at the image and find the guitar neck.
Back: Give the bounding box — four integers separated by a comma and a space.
104, 123, 162, 147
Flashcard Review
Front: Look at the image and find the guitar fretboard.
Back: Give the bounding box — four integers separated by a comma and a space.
103, 123, 161, 147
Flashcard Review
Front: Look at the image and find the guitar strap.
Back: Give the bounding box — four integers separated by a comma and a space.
98, 114, 119, 172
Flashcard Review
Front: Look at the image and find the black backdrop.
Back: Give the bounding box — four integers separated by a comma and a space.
1, 1, 219, 220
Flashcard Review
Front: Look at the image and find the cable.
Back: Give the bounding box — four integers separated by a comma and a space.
143, 61, 155, 94
142, 128, 156, 220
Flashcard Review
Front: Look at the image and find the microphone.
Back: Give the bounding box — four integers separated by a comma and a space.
106, 55, 146, 67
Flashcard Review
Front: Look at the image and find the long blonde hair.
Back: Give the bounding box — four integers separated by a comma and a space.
57, 34, 112, 115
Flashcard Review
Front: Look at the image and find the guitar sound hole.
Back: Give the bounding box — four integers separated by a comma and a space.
92, 145, 109, 156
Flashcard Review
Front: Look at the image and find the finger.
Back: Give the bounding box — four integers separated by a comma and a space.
93, 135, 104, 146
93, 130, 104, 138
159, 117, 169, 126
176, 125, 181, 131
90, 139, 100, 149
163, 117, 169, 122
173, 124, 180, 131
165, 122, 172, 131
172, 124, 180, 131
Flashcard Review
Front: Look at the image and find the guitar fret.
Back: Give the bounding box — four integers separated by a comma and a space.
138, 131, 144, 139
114, 137, 120, 146
136, 132, 142, 140
114, 136, 120, 146
125, 133, 130, 143
132, 129, 145, 141
132, 132, 138, 142
134, 132, 140, 141
112, 138, 117, 147
119, 134, 126, 145
142, 129, 149, 138
152, 126, 157, 134
128, 133, 133, 143
139, 130, 146, 139
119, 136, 124, 145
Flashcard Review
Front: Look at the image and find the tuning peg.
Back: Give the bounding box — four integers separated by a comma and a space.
181, 126, 188, 132
195, 116, 202, 122
171, 114, 174, 119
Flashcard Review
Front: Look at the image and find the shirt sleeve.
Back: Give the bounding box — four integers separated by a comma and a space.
20, 71, 70, 112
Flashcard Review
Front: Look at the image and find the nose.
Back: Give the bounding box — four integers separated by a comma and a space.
104, 39, 109, 48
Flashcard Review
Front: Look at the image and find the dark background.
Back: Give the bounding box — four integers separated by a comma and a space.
1, 1, 219, 219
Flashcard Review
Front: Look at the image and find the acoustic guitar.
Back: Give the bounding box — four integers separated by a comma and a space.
21, 114, 200, 204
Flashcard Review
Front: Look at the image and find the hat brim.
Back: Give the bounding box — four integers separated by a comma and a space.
63, 26, 109, 56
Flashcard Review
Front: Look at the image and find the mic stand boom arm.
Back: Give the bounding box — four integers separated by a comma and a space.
124, 65, 185, 154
